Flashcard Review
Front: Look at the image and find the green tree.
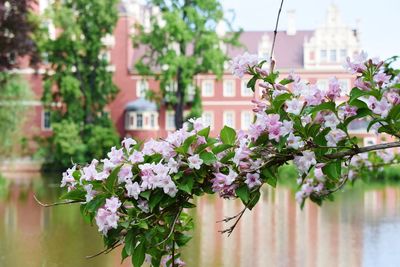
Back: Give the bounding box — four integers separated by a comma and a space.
134, 0, 241, 129
36, 0, 120, 168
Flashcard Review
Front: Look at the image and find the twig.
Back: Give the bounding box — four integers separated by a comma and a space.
325, 141, 400, 159
33, 194, 80, 207
269, 0, 285, 63
219, 207, 246, 237
86, 242, 122, 259
154, 207, 182, 247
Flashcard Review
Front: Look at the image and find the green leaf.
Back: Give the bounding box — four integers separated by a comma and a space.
220, 151, 235, 163
197, 126, 210, 138
247, 76, 258, 92
272, 93, 291, 111
220, 126, 236, 145
388, 104, 400, 121
199, 151, 217, 165
132, 241, 146, 267
60, 188, 86, 201
349, 87, 370, 103
124, 229, 136, 256
212, 144, 233, 154
175, 233, 192, 247
322, 160, 341, 180
148, 191, 164, 211
309, 101, 336, 114
279, 78, 293, 85
261, 167, 277, 188
235, 185, 250, 204
105, 165, 122, 193
84, 194, 107, 214
247, 190, 261, 210
177, 175, 194, 194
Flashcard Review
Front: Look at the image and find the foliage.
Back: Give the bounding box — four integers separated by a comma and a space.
59, 53, 400, 266
0, 73, 33, 157
134, 0, 242, 129
0, 0, 39, 70
34, 0, 120, 168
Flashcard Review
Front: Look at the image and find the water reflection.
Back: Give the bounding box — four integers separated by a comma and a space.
183, 186, 400, 267
1, 173, 400, 267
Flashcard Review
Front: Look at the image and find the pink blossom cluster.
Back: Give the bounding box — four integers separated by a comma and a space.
95, 197, 121, 235
230, 52, 259, 78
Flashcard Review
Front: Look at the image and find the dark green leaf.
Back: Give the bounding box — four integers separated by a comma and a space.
220, 126, 236, 145
60, 189, 86, 201
212, 144, 233, 154
199, 151, 217, 165
132, 241, 146, 267
197, 126, 210, 138
235, 185, 250, 204
105, 165, 122, 193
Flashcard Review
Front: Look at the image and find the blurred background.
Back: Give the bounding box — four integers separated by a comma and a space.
0, 0, 400, 266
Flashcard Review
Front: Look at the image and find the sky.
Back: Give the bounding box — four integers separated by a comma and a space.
220, 0, 400, 60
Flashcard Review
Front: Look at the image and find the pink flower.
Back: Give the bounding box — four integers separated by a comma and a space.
339, 104, 357, 119
385, 90, 400, 105
118, 165, 133, 184
245, 173, 262, 189
107, 147, 124, 164
188, 117, 206, 132
373, 72, 391, 86
188, 154, 203, 170
105, 197, 121, 213
323, 112, 340, 129
84, 184, 96, 202
325, 129, 347, 146
248, 123, 265, 141
167, 158, 179, 174
251, 99, 267, 112
285, 98, 304, 115
314, 166, 325, 182
287, 133, 304, 149
125, 181, 141, 199
305, 85, 325, 106
212, 169, 238, 193
344, 51, 367, 73
365, 96, 392, 118
354, 78, 371, 91
280, 120, 294, 136
294, 151, 316, 174
129, 150, 144, 164
81, 159, 99, 181
230, 52, 259, 78
122, 137, 136, 151
61, 165, 76, 188
95, 208, 119, 235
326, 77, 341, 101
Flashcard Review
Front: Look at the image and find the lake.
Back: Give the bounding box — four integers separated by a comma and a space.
1, 173, 400, 267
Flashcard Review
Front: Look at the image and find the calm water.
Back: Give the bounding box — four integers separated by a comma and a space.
1, 173, 400, 267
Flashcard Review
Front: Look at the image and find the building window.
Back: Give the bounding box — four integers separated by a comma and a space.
340, 49, 347, 60
42, 110, 51, 130
320, 49, 327, 62
202, 111, 214, 129
339, 79, 350, 95
223, 80, 236, 97
223, 111, 235, 128
241, 111, 252, 130
166, 81, 177, 92
201, 80, 214, 97
125, 111, 158, 130
309, 51, 315, 61
186, 84, 196, 102
330, 49, 337, 62
166, 110, 175, 130
136, 80, 149, 98
241, 80, 253, 96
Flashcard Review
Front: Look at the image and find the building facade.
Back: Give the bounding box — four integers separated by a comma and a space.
22, 2, 381, 148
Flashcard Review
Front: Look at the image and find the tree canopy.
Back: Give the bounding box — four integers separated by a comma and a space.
134, 0, 242, 129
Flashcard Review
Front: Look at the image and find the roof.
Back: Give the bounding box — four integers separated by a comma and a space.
227, 30, 314, 69
130, 30, 314, 73
125, 98, 158, 112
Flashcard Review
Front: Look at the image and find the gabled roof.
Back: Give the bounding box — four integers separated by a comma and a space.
227, 30, 314, 69
130, 30, 314, 73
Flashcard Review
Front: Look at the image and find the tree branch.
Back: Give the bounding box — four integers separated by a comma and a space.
324, 141, 400, 160
33, 194, 80, 207
269, 0, 285, 63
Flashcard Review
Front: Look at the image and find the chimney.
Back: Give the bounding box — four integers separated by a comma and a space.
287, 9, 296, 36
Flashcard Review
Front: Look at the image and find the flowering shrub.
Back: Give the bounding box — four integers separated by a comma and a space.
59, 52, 400, 266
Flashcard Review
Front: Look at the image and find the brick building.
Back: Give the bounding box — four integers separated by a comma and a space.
21, 2, 380, 147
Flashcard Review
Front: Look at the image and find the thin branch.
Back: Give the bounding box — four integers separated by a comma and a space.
154, 207, 182, 247
219, 207, 246, 237
33, 194, 80, 207
325, 141, 400, 159
86, 241, 121, 259
269, 0, 285, 63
